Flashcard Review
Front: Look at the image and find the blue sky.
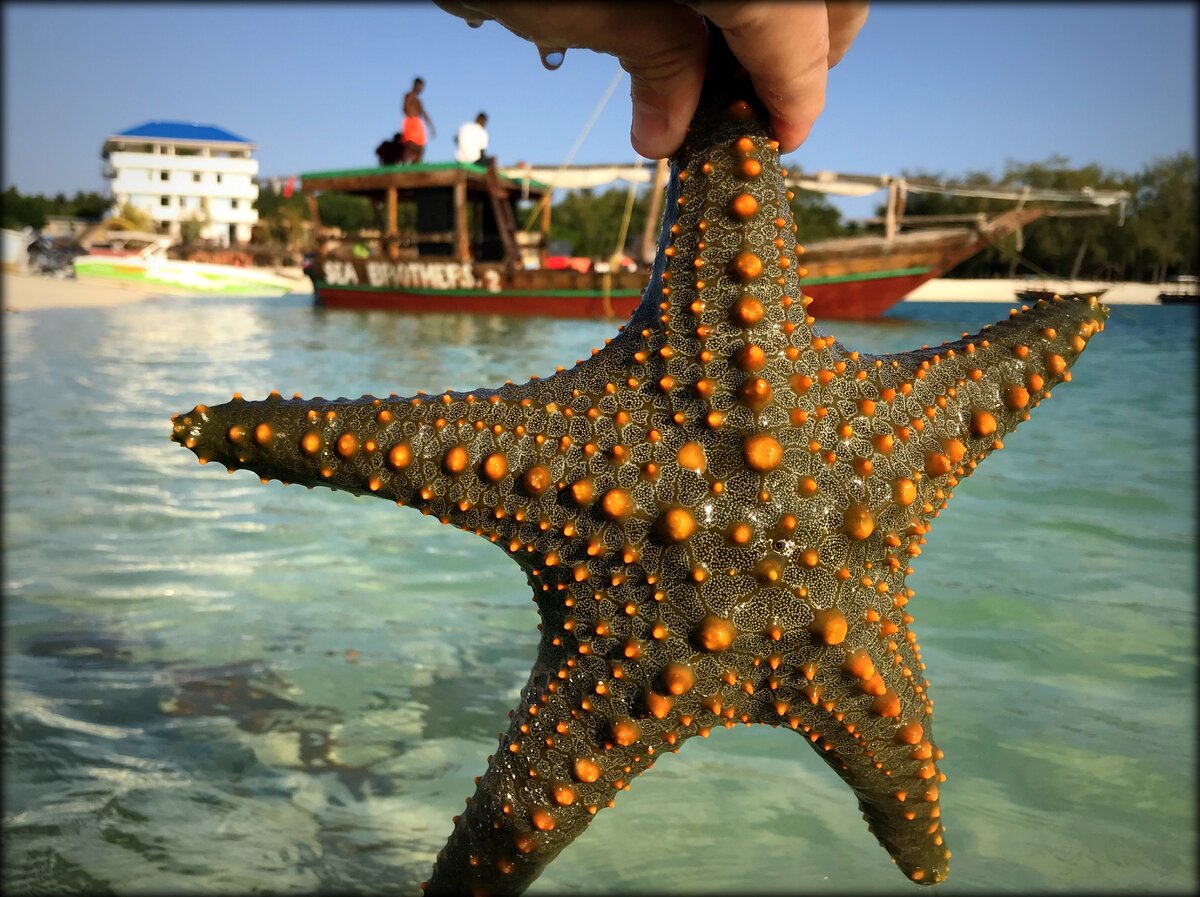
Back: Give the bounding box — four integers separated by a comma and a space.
3, 1, 1195, 218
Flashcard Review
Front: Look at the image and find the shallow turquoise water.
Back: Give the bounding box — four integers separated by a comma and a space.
3, 295, 1196, 894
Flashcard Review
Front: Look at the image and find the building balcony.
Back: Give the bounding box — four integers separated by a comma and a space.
107, 151, 259, 176
150, 207, 259, 226
109, 179, 259, 202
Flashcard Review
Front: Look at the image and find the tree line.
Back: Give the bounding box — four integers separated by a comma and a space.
5, 152, 1193, 281
885, 152, 1196, 283
1, 188, 110, 229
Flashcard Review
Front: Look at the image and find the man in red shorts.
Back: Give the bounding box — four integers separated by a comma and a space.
401, 77, 436, 163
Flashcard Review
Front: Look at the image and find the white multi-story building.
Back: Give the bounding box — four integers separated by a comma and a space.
102, 121, 260, 245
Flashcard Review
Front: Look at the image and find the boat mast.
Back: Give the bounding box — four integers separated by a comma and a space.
639, 158, 669, 266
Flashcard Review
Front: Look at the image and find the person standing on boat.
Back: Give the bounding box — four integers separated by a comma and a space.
401, 77, 436, 164
454, 112, 490, 165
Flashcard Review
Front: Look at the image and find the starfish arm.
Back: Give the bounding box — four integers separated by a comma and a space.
169, 354, 653, 546
751, 649, 948, 884
834, 296, 1110, 541
423, 634, 679, 896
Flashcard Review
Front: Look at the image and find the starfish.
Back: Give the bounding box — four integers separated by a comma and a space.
171, 36, 1107, 897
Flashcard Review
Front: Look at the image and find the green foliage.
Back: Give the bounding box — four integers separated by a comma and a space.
545, 184, 873, 259
107, 202, 154, 232
254, 181, 307, 220
789, 189, 855, 240
255, 182, 311, 250
1126, 152, 1197, 281
315, 193, 375, 234
179, 211, 209, 245
1, 187, 110, 230
548, 187, 652, 257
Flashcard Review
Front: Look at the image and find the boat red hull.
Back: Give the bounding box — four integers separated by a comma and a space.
802, 272, 933, 320
315, 270, 931, 321
316, 287, 643, 320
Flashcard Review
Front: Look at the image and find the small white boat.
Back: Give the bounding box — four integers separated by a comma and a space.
73, 238, 302, 297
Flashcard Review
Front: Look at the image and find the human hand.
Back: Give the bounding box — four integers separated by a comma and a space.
434, 1, 868, 157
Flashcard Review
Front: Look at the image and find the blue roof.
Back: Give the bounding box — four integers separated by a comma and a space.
112, 121, 253, 144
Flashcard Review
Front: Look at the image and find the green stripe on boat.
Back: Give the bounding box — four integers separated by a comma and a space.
800, 266, 931, 286
317, 283, 642, 299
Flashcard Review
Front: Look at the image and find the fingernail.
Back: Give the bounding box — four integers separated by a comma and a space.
631, 97, 669, 155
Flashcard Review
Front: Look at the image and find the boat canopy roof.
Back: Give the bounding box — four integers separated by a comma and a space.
301, 161, 549, 196
500, 162, 1129, 208
500, 163, 655, 191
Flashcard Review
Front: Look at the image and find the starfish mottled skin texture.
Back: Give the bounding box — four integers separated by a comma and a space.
171, 36, 1107, 897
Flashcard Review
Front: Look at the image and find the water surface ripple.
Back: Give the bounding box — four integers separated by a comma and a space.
4, 295, 1195, 893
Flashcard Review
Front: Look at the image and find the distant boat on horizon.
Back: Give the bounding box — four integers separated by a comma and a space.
1157, 275, 1199, 305
1014, 285, 1110, 304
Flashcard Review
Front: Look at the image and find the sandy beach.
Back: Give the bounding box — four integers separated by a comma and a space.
2, 270, 312, 312
902, 277, 1161, 305
3, 270, 1162, 313
4, 271, 171, 311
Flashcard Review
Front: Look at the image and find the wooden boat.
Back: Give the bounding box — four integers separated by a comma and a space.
795, 212, 1045, 318
301, 161, 646, 318
299, 161, 1065, 320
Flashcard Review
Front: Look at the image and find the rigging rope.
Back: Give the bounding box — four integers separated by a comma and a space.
602, 157, 645, 317
520, 67, 625, 234
977, 224, 1071, 283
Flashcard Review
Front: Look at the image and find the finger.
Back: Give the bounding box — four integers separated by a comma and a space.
432, 0, 486, 29
432, 0, 491, 28
691, 1, 835, 152
618, 15, 708, 158
827, 1, 870, 68
435, 1, 709, 158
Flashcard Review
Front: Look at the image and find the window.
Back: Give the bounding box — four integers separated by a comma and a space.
160, 171, 169, 181
160, 196, 171, 206
230, 200, 239, 210
215, 174, 223, 184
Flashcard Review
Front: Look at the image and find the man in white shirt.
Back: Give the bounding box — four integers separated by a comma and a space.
454, 112, 490, 165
